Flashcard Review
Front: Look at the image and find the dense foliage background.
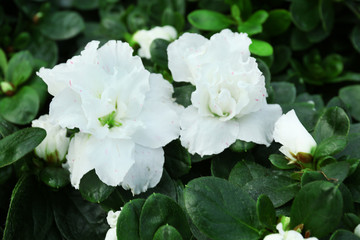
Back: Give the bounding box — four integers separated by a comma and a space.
2, 0, 360, 239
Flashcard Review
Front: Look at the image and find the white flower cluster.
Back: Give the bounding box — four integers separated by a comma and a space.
104, 210, 121, 240
264, 223, 319, 240
33, 28, 313, 195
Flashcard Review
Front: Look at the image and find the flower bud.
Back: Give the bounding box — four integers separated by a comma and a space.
31, 114, 70, 164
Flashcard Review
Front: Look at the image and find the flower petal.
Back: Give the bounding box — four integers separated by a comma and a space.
263, 234, 284, 240
132, 74, 181, 148
273, 110, 317, 155
121, 145, 164, 195
237, 104, 282, 146
66, 133, 135, 188
104, 228, 117, 240
180, 106, 239, 156
167, 32, 208, 84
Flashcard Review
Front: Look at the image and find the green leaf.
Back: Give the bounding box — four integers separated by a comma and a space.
40, 11, 85, 40
314, 136, 347, 160
290, 0, 320, 32
150, 39, 170, 68
271, 81, 296, 104
291, 28, 312, 51
3, 175, 54, 240
330, 230, 360, 240
249, 39, 273, 56
228, 161, 268, 187
319, 0, 334, 32
140, 193, 191, 240
164, 140, 191, 178
313, 107, 350, 143
52, 189, 108, 239
184, 177, 260, 240
290, 181, 343, 238
162, 8, 185, 33
0, 127, 46, 168
79, 170, 115, 203
343, 213, 360, 230
339, 85, 360, 121
0, 48, 7, 74
117, 198, 145, 240
211, 153, 247, 179
247, 10, 268, 25
153, 225, 183, 240
269, 154, 295, 170
0, 86, 40, 125
256, 195, 276, 230
28, 36, 58, 68
321, 161, 350, 183
6, 51, 33, 87
0, 116, 18, 139
263, 9, 292, 36
173, 85, 196, 108
301, 170, 326, 187
238, 22, 262, 36
40, 167, 70, 189
229, 140, 255, 153
188, 10, 233, 31
270, 45, 292, 74
72, 0, 99, 10
351, 25, 360, 53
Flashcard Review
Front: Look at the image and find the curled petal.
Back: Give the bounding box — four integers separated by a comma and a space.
180, 106, 239, 156
121, 145, 164, 195
237, 104, 282, 146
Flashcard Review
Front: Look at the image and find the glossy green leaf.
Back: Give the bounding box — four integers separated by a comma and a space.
330, 230, 360, 240
290, 181, 343, 238
321, 161, 350, 183
339, 85, 360, 121
0, 48, 7, 74
0, 116, 18, 139
249, 39, 273, 56
247, 10, 268, 25
117, 198, 145, 240
0, 86, 40, 125
269, 154, 295, 170
40, 167, 70, 189
0, 127, 46, 168
28, 36, 58, 68
290, 0, 320, 32
229, 140, 255, 153
263, 9, 292, 36
6, 51, 33, 87
40, 11, 85, 40
271, 81, 296, 104
150, 39, 170, 68
238, 22, 262, 36
164, 140, 191, 178
153, 225, 183, 240
314, 136, 347, 160
173, 85, 195, 108
188, 10, 233, 31
79, 170, 115, 203
184, 177, 260, 240
140, 193, 191, 240
256, 195, 276, 230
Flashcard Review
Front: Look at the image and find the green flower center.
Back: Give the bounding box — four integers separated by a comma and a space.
98, 111, 122, 128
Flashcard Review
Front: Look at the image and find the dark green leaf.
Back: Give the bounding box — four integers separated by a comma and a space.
117, 198, 145, 240
321, 161, 350, 183
291, 28, 312, 51
271, 82, 296, 104
290, 0, 320, 32
319, 0, 334, 32
0, 48, 7, 74
184, 177, 260, 240
0, 116, 18, 139
150, 39, 170, 68
351, 25, 360, 53
339, 85, 360, 121
164, 140, 191, 178
173, 85, 196, 108
73, 0, 99, 10
290, 181, 343, 238
330, 230, 360, 240
40, 167, 70, 189
301, 170, 326, 187
314, 136, 347, 160
249, 39, 273, 56
269, 154, 295, 170
40, 11, 85, 40
140, 193, 191, 240
28, 36, 58, 68
263, 9, 292, 36
0, 127, 46, 168
79, 170, 115, 203
256, 195, 276, 230
0, 86, 40, 125
188, 10, 233, 31
6, 51, 33, 87
153, 225, 183, 240
270, 45, 292, 74
229, 140, 255, 153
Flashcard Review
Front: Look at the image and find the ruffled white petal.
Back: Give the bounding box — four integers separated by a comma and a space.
180, 106, 239, 156
66, 133, 135, 188
121, 145, 164, 195
167, 32, 208, 84
237, 104, 282, 146
132, 74, 181, 148
273, 110, 317, 157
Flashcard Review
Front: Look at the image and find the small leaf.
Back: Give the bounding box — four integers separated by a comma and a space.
79, 170, 115, 203
256, 195, 276, 230
314, 136, 347, 160
263, 9, 292, 36
269, 154, 295, 170
0, 127, 46, 168
188, 10, 233, 31
290, 181, 343, 238
339, 85, 360, 121
40, 11, 85, 40
230, 139, 255, 153
290, 0, 320, 32
150, 39, 170, 68
6, 51, 33, 87
40, 167, 70, 189
117, 198, 145, 240
247, 10, 268, 25
271, 82, 296, 104
249, 39, 273, 56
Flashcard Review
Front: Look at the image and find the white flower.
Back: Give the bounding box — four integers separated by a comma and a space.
105, 210, 121, 240
354, 224, 360, 237
167, 29, 282, 156
133, 25, 177, 59
31, 114, 70, 163
264, 223, 318, 240
273, 110, 317, 164
38, 40, 181, 194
